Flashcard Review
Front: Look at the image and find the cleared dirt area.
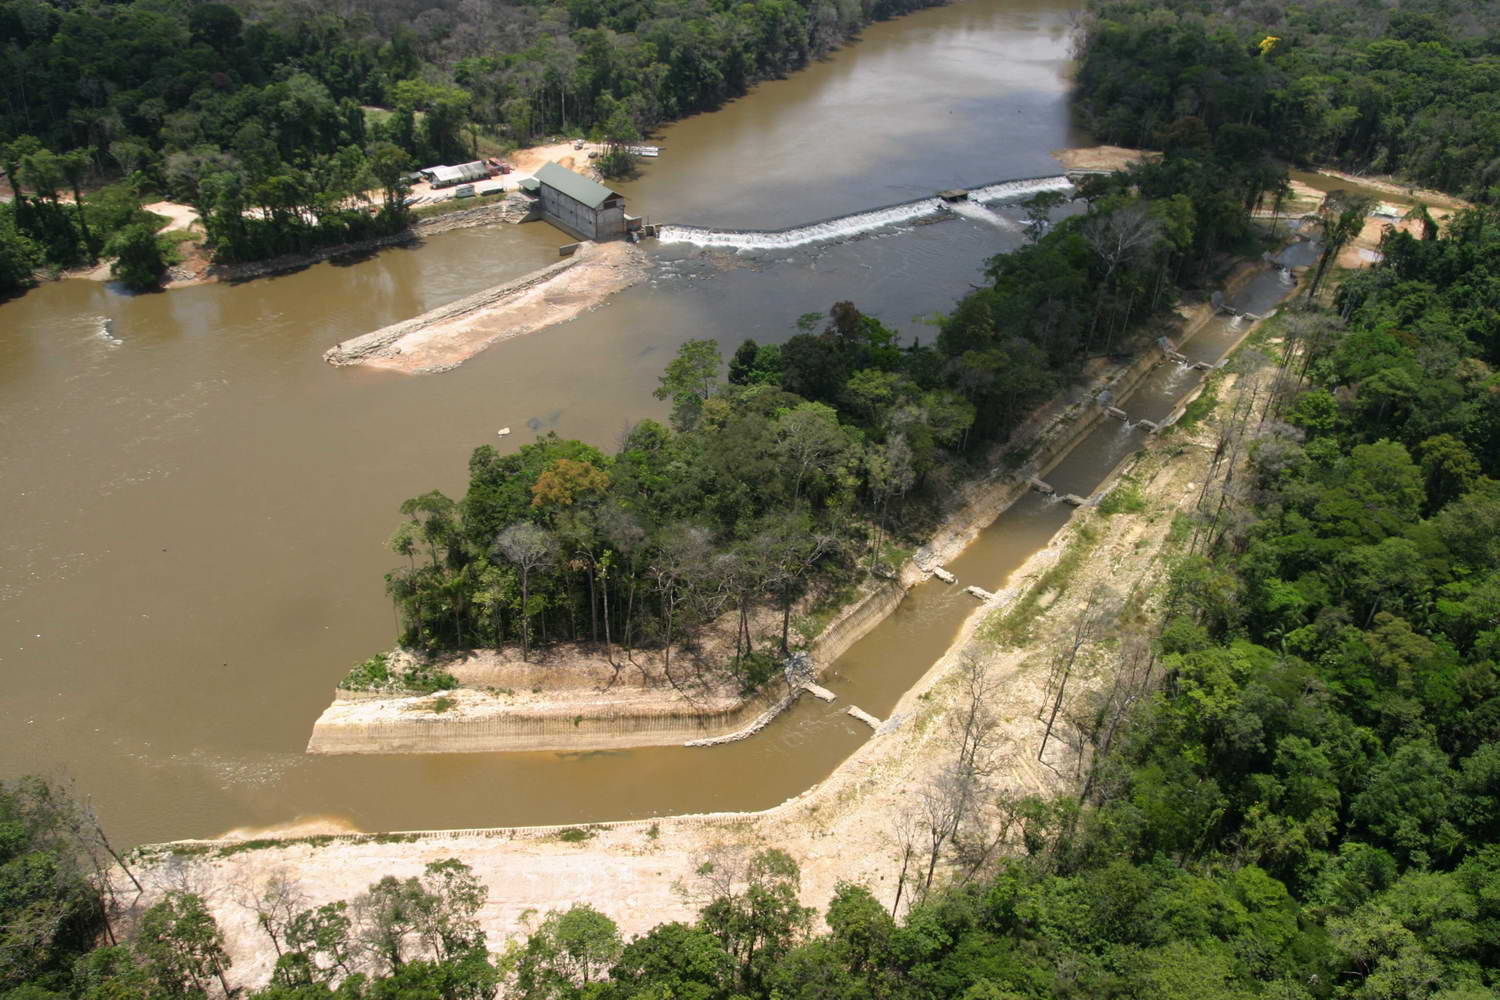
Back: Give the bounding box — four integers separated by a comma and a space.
323, 240, 651, 374
509, 140, 603, 178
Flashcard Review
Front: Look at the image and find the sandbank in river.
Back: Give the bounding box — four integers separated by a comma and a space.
322, 240, 651, 375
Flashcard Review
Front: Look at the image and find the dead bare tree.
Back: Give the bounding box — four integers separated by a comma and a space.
949, 791, 1027, 887
887, 809, 921, 918
1038, 586, 1112, 769
672, 842, 751, 911
948, 650, 1003, 780
27, 785, 147, 945
233, 868, 307, 958
915, 764, 972, 901
1190, 376, 1263, 555
1075, 632, 1156, 803
1083, 203, 1165, 351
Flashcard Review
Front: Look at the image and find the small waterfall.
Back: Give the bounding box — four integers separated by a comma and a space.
97, 317, 122, 346
656, 174, 1074, 251
948, 199, 1015, 231
658, 198, 944, 249
967, 176, 1075, 203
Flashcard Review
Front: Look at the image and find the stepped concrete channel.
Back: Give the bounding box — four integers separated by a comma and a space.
305, 237, 1317, 763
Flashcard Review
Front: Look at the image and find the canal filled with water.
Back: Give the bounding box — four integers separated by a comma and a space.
1, 0, 1265, 845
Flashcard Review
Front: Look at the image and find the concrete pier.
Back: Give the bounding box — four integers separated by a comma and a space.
846, 706, 882, 729
802, 683, 837, 702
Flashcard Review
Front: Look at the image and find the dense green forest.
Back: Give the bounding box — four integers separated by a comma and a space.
0, 0, 947, 290
1076, 0, 1500, 198
363, 137, 1273, 692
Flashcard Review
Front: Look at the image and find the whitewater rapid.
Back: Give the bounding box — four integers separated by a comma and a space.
656, 174, 1074, 250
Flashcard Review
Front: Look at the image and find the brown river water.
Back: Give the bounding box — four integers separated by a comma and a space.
0, 0, 1254, 847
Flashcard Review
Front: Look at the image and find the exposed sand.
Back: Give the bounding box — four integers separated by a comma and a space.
322, 241, 650, 374
144, 200, 203, 233
509, 140, 602, 178
1052, 145, 1160, 172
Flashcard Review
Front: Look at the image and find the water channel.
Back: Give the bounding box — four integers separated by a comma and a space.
0, 0, 1285, 847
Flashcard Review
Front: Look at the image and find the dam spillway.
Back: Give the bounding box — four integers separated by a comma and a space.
656, 174, 1074, 250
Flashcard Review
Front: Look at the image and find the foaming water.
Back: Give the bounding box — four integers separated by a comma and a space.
967, 176, 1074, 203
658, 175, 1071, 250
215, 814, 362, 840
659, 198, 944, 249
948, 200, 1016, 230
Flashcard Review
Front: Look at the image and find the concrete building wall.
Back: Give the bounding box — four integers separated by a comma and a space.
594, 203, 626, 241
537, 184, 627, 241
538, 187, 597, 240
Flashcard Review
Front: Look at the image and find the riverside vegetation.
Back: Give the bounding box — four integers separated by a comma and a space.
0, 0, 950, 293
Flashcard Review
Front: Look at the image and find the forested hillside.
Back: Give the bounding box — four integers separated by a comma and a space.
0, 0, 946, 287
1076, 0, 1500, 198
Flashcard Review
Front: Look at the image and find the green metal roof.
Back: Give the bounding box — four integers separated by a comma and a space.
534, 161, 622, 210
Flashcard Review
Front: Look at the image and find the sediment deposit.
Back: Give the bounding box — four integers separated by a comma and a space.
323, 240, 650, 374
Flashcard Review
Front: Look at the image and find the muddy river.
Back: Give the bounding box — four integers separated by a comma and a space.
2, 0, 1108, 845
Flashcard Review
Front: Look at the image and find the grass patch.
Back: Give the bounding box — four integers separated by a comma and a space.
982, 521, 1101, 648
558, 827, 593, 843
1098, 480, 1147, 516
792, 582, 860, 647
410, 190, 510, 221
215, 834, 337, 857
371, 833, 422, 845
1167, 512, 1196, 549
1167, 384, 1220, 435
409, 694, 456, 714
339, 652, 458, 695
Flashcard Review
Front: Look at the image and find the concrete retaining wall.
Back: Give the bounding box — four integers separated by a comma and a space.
307, 682, 793, 754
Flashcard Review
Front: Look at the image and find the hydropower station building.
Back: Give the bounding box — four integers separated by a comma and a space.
533, 161, 627, 241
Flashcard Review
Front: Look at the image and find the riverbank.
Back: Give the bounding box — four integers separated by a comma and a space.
120, 324, 1282, 989
322, 240, 650, 375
